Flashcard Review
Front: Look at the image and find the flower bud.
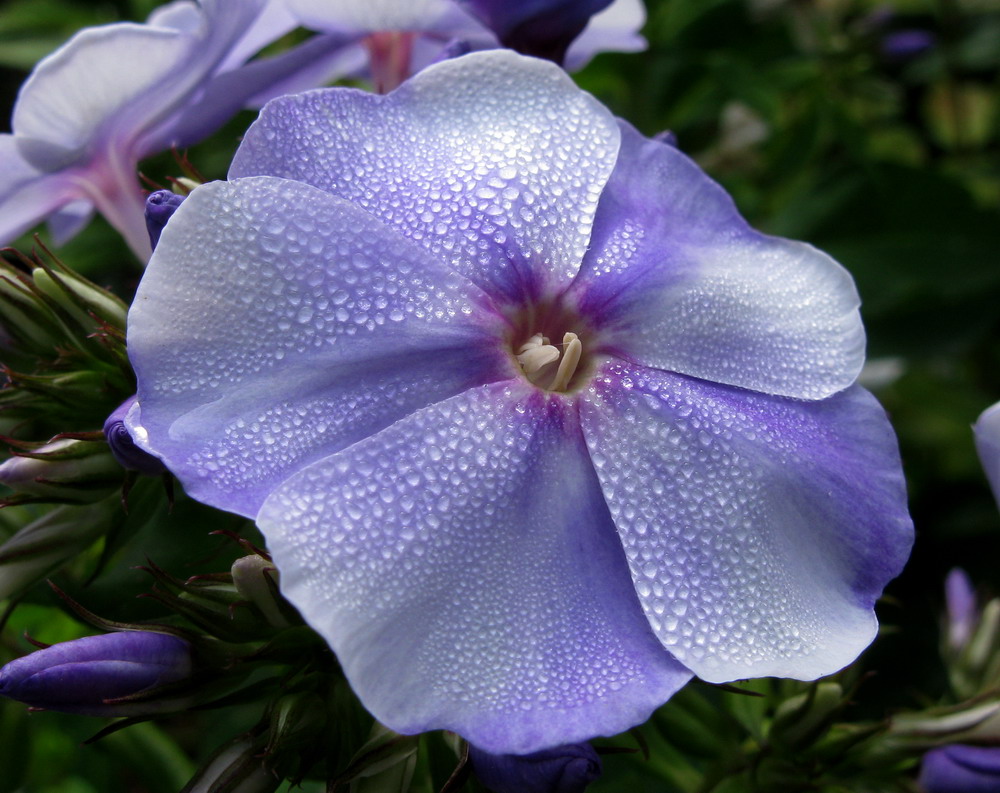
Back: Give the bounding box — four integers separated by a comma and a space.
145, 190, 186, 250
0, 438, 121, 503
0, 499, 115, 601
468, 742, 602, 793
231, 555, 293, 629
103, 396, 166, 476
768, 682, 844, 751
183, 735, 280, 793
947, 568, 979, 653
0, 631, 193, 716
31, 266, 128, 332
456, 0, 614, 63
919, 744, 1000, 793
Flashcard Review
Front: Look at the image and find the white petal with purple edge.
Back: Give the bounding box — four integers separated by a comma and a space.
571, 123, 864, 400
128, 177, 508, 518
229, 51, 621, 303
258, 382, 691, 754
580, 361, 912, 682
974, 400, 1000, 508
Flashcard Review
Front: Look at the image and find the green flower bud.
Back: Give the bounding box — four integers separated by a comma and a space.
769, 682, 844, 751
231, 555, 294, 629
0, 498, 115, 601
181, 736, 280, 793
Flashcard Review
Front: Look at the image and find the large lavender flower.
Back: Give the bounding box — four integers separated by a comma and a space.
0, 0, 354, 258
126, 51, 913, 753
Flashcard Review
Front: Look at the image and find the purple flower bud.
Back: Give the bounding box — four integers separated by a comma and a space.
946, 568, 978, 652
145, 190, 186, 251
0, 631, 193, 716
469, 742, 602, 793
881, 29, 936, 61
919, 745, 1000, 793
103, 396, 166, 476
455, 0, 615, 63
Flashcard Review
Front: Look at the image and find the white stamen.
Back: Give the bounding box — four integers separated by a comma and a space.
517, 344, 560, 374
549, 332, 582, 392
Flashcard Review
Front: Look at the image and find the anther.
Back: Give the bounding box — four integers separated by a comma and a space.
549, 332, 582, 392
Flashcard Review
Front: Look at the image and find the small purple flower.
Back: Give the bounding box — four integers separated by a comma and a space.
285, 0, 645, 90
974, 401, 1000, 509
103, 395, 167, 475
919, 744, 1000, 793
881, 29, 936, 61
469, 742, 602, 793
0, 631, 192, 716
126, 52, 912, 753
145, 190, 187, 251
0, 0, 356, 259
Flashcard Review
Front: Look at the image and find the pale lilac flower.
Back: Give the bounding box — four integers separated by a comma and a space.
0, 631, 192, 716
974, 401, 1000, 508
0, 0, 356, 259
126, 52, 913, 753
284, 0, 645, 90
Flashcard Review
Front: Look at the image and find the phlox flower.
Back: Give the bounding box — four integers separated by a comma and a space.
126, 51, 913, 753
0, 0, 355, 258
284, 0, 645, 91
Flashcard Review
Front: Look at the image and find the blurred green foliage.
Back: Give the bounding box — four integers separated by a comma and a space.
1, 0, 999, 790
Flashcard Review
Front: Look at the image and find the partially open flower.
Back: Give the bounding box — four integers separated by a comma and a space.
0, 631, 193, 716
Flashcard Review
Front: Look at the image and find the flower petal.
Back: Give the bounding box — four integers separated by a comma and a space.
284, 0, 456, 33
229, 50, 621, 303
974, 400, 1000, 509
565, 0, 647, 70
258, 382, 692, 754
0, 136, 76, 246
570, 123, 864, 400
128, 176, 507, 518
579, 361, 912, 683
12, 0, 268, 170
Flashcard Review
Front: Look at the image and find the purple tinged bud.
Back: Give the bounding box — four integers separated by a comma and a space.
881, 29, 936, 61
103, 395, 166, 476
974, 401, 1000, 510
145, 190, 186, 251
919, 745, 1000, 793
0, 631, 193, 716
456, 0, 615, 63
469, 742, 602, 793
653, 129, 679, 148
947, 568, 979, 652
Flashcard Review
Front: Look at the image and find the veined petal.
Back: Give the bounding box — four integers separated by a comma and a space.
570, 123, 865, 400
128, 177, 506, 518
580, 361, 912, 683
974, 400, 1000, 508
229, 50, 621, 303
258, 382, 691, 754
